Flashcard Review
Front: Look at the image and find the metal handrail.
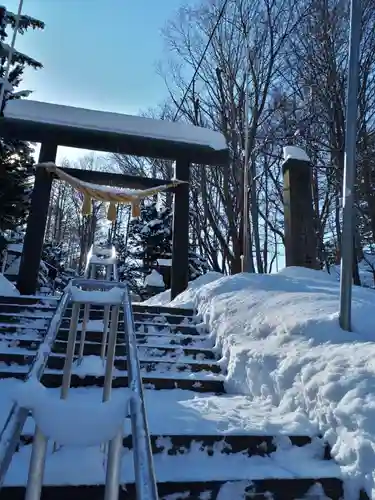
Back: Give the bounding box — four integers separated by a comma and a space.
0, 287, 72, 488
24, 282, 125, 500
0, 251, 158, 499
123, 286, 159, 500
83, 245, 94, 278
68, 278, 158, 498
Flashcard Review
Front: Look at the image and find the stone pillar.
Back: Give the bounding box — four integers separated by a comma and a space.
17, 143, 58, 295
171, 158, 190, 300
282, 146, 317, 269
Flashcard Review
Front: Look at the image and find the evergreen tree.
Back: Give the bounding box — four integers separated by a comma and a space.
112, 232, 139, 291
0, 6, 44, 234
40, 240, 73, 292
127, 201, 172, 274
125, 200, 210, 296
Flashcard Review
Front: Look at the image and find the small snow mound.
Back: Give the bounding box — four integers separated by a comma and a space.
143, 271, 223, 308
216, 481, 253, 499
145, 269, 165, 288
73, 355, 106, 376
14, 379, 129, 446
0, 274, 19, 296
78, 319, 105, 332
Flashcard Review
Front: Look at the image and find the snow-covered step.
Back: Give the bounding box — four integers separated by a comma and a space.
37, 368, 225, 393
0, 338, 42, 353
0, 333, 211, 353
0, 343, 217, 373
0, 386, 323, 447
133, 303, 195, 317
10, 387, 319, 440
46, 353, 222, 374
0, 295, 58, 305
0, 338, 215, 362
0, 335, 43, 347
59, 320, 203, 336
0, 311, 55, 321
0, 303, 57, 314
0, 382, 347, 499
0, 321, 50, 334
135, 321, 205, 334
0, 478, 345, 499
77, 302, 196, 318
0, 322, 47, 333
64, 308, 198, 325
134, 334, 212, 348
2, 441, 343, 494
0, 350, 36, 366
133, 312, 197, 325
0, 368, 224, 394
19, 433, 323, 457
56, 329, 211, 347
52, 339, 216, 360
5, 446, 342, 482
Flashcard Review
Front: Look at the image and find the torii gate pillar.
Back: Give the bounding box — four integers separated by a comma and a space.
171, 158, 190, 300
17, 143, 57, 295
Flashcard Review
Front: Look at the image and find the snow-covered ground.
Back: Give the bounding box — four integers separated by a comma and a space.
145, 267, 375, 498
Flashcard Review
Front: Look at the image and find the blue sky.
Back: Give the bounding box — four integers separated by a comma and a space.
6, 0, 192, 161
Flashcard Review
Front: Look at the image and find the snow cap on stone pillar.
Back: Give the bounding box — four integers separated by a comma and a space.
282, 146, 311, 165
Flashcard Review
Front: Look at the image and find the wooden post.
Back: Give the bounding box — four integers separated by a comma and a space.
171, 158, 190, 299
17, 143, 57, 295
282, 147, 317, 269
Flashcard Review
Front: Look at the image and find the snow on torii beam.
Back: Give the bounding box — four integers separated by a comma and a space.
3, 100, 229, 296
0, 99, 229, 166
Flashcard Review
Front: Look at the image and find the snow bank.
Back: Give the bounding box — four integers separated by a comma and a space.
14, 379, 129, 446
0, 274, 19, 296
154, 266, 375, 497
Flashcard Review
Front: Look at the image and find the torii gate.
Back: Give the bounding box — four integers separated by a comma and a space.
0, 99, 228, 298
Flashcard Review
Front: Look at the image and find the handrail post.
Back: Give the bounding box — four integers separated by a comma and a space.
1, 249, 7, 274
51, 300, 80, 453
103, 303, 122, 500
24, 427, 48, 500
101, 305, 111, 359
61, 302, 80, 400
104, 430, 123, 500
78, 303, 90, 359
103, 306, 120, 402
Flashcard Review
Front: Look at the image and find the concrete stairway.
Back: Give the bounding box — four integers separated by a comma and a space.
0, 295, 369, 499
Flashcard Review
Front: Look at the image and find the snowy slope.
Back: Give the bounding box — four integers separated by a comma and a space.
147, 267, 375, 498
